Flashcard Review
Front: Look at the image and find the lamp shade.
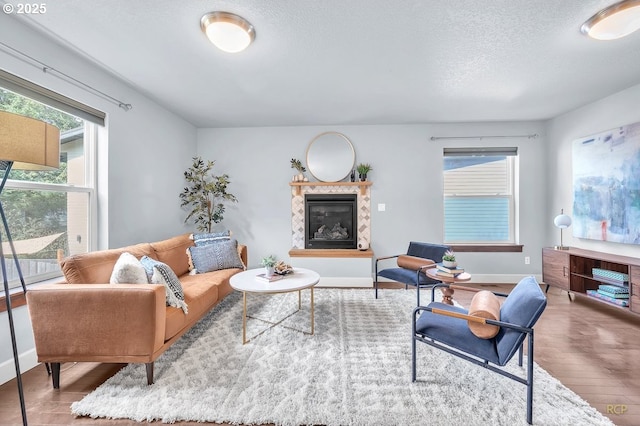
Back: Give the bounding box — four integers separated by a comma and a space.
0, 110, 60, 170
201, 12, 255, 53
554, 213, 572, 229
581, 0, 640, 40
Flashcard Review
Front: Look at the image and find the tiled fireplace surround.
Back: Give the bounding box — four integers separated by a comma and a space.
290, 184, 371, 249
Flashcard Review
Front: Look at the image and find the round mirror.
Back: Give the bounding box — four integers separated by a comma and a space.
306, 132, 355, 182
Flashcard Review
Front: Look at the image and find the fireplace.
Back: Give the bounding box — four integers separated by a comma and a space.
305, 194, 357, 249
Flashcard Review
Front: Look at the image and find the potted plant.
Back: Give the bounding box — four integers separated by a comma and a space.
179, 156, 238, 233
290, 158, 307, 182
261, 254, 278, 277
356, 163, 372, 181
442, 250, 457, 268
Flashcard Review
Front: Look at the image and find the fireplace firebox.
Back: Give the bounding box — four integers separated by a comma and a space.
305, 194, 357, 249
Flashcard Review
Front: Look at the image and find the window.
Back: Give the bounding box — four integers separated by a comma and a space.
443, 147, 518, 244
1, 83, 99, 289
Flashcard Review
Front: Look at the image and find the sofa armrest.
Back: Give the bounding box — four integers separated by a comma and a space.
26, 284, 166, 362
238, 244, 248, 269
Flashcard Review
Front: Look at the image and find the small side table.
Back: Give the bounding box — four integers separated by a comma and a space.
425, 268, 471, 305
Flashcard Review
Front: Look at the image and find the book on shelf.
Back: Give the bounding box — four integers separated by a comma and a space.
597, 289, 629, 299
598, 284, 629, 294
435, 269, 464, 278
255, 273, 285, 283
586, 290, 629, 307
435, 262, 465, 274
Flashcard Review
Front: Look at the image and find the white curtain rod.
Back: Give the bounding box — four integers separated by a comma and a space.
430, 134, 538, 141
0, 41, 132, 112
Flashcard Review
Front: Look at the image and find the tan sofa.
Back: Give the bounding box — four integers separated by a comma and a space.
26, 233, 247, 388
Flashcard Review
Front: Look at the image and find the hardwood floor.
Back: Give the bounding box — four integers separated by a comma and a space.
1, 284, 639, 425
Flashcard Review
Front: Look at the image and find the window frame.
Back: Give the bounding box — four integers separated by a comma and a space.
1, 73, 101, 292
442, 147, 519, 247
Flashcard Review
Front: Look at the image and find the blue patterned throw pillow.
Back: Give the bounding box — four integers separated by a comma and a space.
140, 256, 188, 314
187, 239, 244, 273
190, 230, 231, 246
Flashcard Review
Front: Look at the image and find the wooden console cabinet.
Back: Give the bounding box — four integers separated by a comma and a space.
542, 247, 640, 315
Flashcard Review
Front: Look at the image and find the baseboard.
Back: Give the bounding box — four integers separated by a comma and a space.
376, 274, 542, 285
0, 348, 38, 386
316, 277, 373, 288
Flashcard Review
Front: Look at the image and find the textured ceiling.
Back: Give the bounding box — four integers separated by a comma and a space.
7, 0, 640, 127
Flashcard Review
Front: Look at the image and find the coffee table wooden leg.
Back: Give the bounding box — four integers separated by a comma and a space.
441, 287, 454, 305
310, 287, 314, 335
242, 291, 247, 344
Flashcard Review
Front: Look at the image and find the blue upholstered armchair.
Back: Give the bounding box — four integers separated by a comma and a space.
375, 242, 450, 305
412, 276, 547, 425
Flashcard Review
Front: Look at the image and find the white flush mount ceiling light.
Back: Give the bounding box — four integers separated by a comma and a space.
201, 11, 255, 53
581, 0, 640, 40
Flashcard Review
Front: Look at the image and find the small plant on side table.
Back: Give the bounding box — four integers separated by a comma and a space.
442, 250, 457, 268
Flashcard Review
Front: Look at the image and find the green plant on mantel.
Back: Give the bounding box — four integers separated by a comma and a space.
179, 156, 237, 233
356, 163, 372, 175
290, 158, 306, 173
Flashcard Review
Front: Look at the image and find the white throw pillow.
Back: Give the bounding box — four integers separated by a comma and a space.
110, 252, 148, 284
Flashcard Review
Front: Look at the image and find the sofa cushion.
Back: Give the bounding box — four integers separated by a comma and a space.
109, 252, 148, 284
60, 243, 155, 284
150, 234, 194, 277
187, 239, 244, 273
140, 256, 188, 315
190, 230, 231, 246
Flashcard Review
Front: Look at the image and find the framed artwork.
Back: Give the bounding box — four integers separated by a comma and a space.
573, 122, 640, 244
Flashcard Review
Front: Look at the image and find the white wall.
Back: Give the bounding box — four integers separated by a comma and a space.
0, 15, 197, 383
546, 82, 640, 258
197, 121, 547, 280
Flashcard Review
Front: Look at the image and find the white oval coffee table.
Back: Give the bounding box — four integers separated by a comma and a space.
230, 267, 320, 344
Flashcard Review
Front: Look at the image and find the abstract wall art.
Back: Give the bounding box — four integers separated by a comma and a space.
573, 122, 640, 244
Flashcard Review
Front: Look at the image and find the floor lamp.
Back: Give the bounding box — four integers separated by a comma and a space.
0, 110, 60, 426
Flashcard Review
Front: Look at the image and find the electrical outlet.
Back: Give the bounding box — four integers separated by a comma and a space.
524, 256, 530, 265
378, 203, 386, 212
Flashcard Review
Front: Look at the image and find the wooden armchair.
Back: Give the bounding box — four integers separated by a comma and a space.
412, 276, 547, 425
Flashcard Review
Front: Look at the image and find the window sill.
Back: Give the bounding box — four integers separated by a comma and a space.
0, 277, 62, 313
447, 244, 523, 253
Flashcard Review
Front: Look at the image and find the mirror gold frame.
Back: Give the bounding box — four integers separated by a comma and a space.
306, 132, 355, 182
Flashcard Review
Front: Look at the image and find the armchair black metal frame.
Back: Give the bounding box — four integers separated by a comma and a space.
411, 279, 546, 425
374, 242, 450, 306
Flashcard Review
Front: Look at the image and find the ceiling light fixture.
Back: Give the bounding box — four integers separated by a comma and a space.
581, 0, 640, 40
200, 11, 255, 53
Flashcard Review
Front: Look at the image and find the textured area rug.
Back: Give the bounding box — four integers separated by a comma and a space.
71, 289, 613, 425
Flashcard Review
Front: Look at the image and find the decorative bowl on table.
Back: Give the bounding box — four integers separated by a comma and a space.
274, 261, 294, 275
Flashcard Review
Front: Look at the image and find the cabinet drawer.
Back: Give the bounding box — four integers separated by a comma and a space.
542, 248, 570, 290
630, 266, 640, 286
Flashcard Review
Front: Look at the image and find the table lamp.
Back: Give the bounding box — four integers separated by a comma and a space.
554, 209, 572, 250
0, 110, 60, 426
